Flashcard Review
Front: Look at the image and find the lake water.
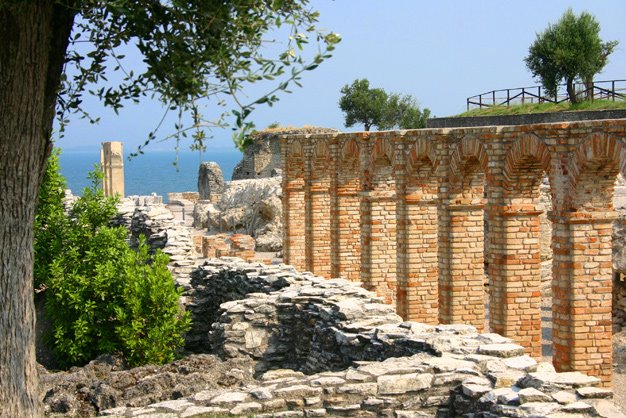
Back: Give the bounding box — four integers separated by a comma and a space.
59, 148, 242, 201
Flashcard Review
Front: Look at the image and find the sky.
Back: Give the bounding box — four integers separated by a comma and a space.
57, 0, 626, 154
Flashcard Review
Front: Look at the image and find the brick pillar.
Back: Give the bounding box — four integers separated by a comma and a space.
282, 142, 306, 270
362, 191, 397, 305
333, 182, 361, 281
308, 159, 331, 277
400, 197, 438, 323
489, 205, 543, 358
101, 141, 124, 197
439, 203, 485, 330
551, 211, 616, 387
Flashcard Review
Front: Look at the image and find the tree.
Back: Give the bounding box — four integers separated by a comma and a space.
338, 79, 389, 131
382, 93, 431, 130
338, 79, 430, 131
0, 1, 339, 415
524, 8, 618, 104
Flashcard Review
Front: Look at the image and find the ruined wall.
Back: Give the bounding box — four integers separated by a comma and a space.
232, 127, 339, 180
282, 119, 626, 386
102, 258, 618, 418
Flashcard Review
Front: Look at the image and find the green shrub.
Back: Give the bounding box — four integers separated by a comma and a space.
36, 152, 190, 367
34, 149, 68, 289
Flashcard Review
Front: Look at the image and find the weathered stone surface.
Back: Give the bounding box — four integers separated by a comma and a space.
377, 374, 432, 395
198, 162, 224, 203
518, 387, 552, 403
520, 372, 601, 392
42, 259, 622, 417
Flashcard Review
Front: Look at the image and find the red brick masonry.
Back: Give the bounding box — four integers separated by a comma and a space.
281, 119, 626, 386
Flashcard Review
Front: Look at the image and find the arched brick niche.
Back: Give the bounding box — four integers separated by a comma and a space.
398, 135, 440, 323
281, 119, 626, 386
441, 136, 488, 331
361, 136, 398, 305
489, 134, 551, 359
551, 133, 626, 383
306, 138, 333, 277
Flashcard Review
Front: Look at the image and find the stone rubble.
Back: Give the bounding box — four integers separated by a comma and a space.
83, 258, 624, 417
115, 197, 197, 281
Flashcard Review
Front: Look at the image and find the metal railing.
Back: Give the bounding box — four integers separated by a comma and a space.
466, 79, 626, 111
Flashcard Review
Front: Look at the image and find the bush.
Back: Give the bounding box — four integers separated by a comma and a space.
34, 149, 68, 289
35, 153, 190, 367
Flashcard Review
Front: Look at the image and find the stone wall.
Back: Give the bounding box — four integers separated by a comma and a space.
282, 119, 626, 385
193, 177, 283, 252
232, 127, 339, 180
115, 197, 196, 281
94, 258, 620, 418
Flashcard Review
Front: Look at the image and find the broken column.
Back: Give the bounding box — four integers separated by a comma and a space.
198, 161, 224, 203
101, 141, 124, 197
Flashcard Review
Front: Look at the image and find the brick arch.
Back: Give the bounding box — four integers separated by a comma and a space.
568, 133, 626, 210
448, 136, 488, 182
407, 138, 438, 199
448, 136, 488, 203
407, 138, 438, 172
370, 138, 395, 167
502, 134, 551, 199
312, 139, 330, 161
286, 139, 305, 177
341, 138, 360, 161
311, 140, 331, 180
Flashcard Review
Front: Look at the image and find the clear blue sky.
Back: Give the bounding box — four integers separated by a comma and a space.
57, 0, 626, 154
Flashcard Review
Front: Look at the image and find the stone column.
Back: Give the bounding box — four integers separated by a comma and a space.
101, 141, 124, 197
489, 205, 543, 359
439, 203, 485, 330
198, 161, 224, 203
551, 210, 616, 386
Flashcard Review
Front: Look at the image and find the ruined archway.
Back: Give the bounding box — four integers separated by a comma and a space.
551, 134, 626, 382
440, 136, 488, 330
398, 136, 439, 322
362, 137, 397, 305
490, 134, 551, 358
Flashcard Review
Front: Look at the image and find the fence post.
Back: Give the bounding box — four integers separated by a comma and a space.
613, 80, 616, 102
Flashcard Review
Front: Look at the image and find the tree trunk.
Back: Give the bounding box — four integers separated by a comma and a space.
0, 2, 74, 416
566, 77, 578, 104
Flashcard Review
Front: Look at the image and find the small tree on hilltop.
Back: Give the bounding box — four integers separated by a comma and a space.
524, 8, 618, 104
339, 79, 430, 131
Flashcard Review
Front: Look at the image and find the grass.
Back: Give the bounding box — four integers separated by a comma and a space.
458, 99, 626, 117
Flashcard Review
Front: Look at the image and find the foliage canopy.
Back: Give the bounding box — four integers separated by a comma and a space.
56, 0, 341, 151
524, 8, 617, 104
338, 79, 430, 131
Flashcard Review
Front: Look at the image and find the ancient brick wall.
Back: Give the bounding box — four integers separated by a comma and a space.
282, 119, 626, 386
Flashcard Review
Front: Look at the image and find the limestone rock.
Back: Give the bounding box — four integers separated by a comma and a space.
198, 162, 224, 203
